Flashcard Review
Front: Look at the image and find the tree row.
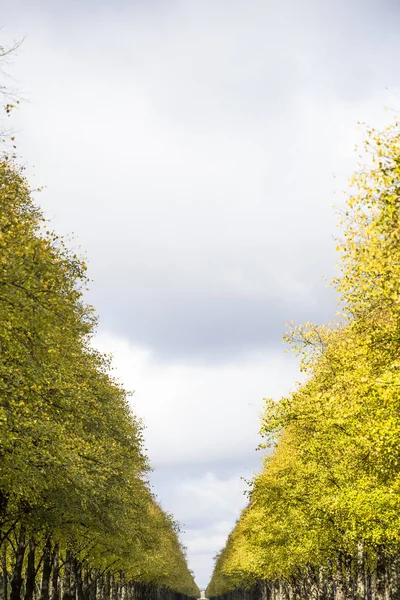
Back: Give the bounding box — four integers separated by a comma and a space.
0, 150, 199, 600
206, 122, 400, 599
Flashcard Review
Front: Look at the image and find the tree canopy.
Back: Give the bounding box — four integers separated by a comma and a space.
0, 109, 199, 600
207, 121, 400, 599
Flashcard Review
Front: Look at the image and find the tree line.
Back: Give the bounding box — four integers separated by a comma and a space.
206, 123, 400, 600
0, 45, 199, 600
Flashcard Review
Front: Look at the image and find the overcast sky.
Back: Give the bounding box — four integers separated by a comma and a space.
2, 0, 400, 588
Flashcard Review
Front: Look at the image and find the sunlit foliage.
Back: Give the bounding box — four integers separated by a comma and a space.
207, 121, 400, 599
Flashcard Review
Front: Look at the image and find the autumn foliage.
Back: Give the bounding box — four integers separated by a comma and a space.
206, 122, 400, 599
0, 152, 199, 598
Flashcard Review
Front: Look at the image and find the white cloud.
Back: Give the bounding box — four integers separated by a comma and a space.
94, 331, 300, 467
93, 331, 299, 586
151, 470, 250, 588
3, 0, 400, 587
3, 0, 399, 361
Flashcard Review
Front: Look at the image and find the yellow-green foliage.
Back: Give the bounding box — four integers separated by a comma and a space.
207, 121, 400, 596
0, 156, 198, 597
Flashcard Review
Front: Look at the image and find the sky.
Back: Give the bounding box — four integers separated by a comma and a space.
2, 0, 400, 588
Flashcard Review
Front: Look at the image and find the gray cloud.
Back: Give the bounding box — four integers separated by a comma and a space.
3, 0, 400, 585
5, 0, 390, 364
150, 467, 253, 588
6, 2, 397, 363
92, 281, 335, 360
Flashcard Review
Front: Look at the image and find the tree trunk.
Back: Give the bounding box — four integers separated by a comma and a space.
335, 553, 346, 600
62, 552, 72, 600
389, 556, 400, 600
51, 547, 60, 600
119, 575, 124, 600
72, 561, 83, 600
24, 540, 36, 600
40, 538, 52, 600
103, 576, 110, 600
96, 577, 103, 600
2, 543, 8, 600
355, 542, 365, 600
375, 550, 386, 600
383, 556, 393, 600
88, 576, 96, 600
82, 570, 89, 600
110, 578, 116, 600
70, 564, 76, 600
10, 527, 27, 600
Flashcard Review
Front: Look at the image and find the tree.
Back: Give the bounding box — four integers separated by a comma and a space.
207, 121, 400, 599
0, 121, 198, 600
